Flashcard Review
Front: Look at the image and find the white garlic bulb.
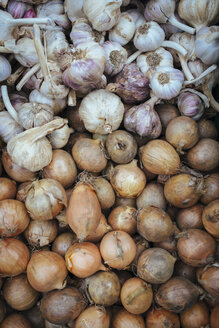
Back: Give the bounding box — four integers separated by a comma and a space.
0, 111, 23, 142
36, 0, 70, 29
79, 89, 125, 134
0, 55, 11, 82
48, 116, 73, 148
127, 9, 146, 28
150, 66, 184, 100
109, 12, 135, 46
44, 30, 70, 61
18, 103, 54, 129
64, 0, 85, 23
134, 21, 165, 52
195, 26, 219, 65
29, 90, 67, 115
83, 0, 122, 32
102, 41, 128, 76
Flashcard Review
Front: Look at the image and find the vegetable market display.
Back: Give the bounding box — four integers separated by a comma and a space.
0, 0, 219, 327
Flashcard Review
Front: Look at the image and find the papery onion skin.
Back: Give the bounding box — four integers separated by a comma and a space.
131, 235, 150, 270
197, 264, 219, 299
0, 178, 16, 201
174, 260, 196, 282
180, 301, 209, 328
75, 305, 110, 328
85, 213, 112, 243
176, 204, 204, 230
153, 223, 180, 253
201, 173, 219, 205
108, 206, 137, 235
145, 307, 180, 328
202, 199, 219, 238
112, 309, 145, 328
87, 176, 115, 210
210, 305, 219, 328
24, 219, 58, 247
52, 232, 77, 257
0, 313, 31, 328
136, 182, 166, 210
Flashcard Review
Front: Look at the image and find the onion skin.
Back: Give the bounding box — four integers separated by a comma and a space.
52, 232, 77, 257
202, 199, 219, 238
64, 132, 90, 153
85, 213, 112, 243
155, 277, 200, 313
0, 238, 29, 276
75, 306, 110, 328
174, 261, 196, 282
156, 103, 180, 133
210, 305, 219, 328
201, 173, 219, 205
180, 301, 209, 328
24, 305, 45, 328
0, 314, 31, 328
140, 140, 180, 175
176, 204, 204, 230
198, 119, 218, 140
145, 308, 180, 328
24, 219, 58, 247
177, 229, 216, 267
136, 182, 166, 210
112, 309, 145, 328
197, 265, 219, 299
0, 178, 16, 201
131, 235, 150, 270
87, 176, 115, 210
154, 223, 180, 253
0, 199, 30, 237
108, 206, 137, 235
27, 251, 68, 292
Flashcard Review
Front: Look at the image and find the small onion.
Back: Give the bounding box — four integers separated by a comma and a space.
180, 301, 209, 328
108, 206, 137, 235
0, 314, 31, 328
52, 232, 77, 257
75, 306, 110, 328
24, 219, 58, 247
0, 178, 16, 201
210, 305, 219, 328
145, 308, 180, 328
174, 261, 196, 282
136, 182, 166, 210
202, 199, 219, 238
85, 213, 112, 243
201, 173, 219, 205
112, 309, 145, 328
197, 264, 219, 299
198, 119, 218, 139
176, 204, 204, 230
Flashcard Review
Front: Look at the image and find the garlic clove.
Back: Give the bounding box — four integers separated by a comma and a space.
64, 0, 85, 23
108, 12, 135, 46
0, 55, 11, 82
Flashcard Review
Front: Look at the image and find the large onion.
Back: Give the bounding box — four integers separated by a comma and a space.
24, 219, 58, 247
180, 301, 209, 328
197, 264, 219, 299
112, 309, 145, 328
145, 308, 180, 328
136, 182, 166, 210
75, 306, 110, 328
176, 204, 204, 230
108, 206, 137, 235
85, 213, 112, 243
0, 313, 31, 328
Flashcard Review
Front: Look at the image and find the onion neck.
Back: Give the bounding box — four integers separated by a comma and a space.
168, 15, 195, 34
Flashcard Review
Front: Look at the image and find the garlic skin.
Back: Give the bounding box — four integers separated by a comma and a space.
134, 21, 165, 52
44, 30, 70, 61
83, 0, 122, 32
24, 8, 36, 18
48, 116, 73, 148
18, 103, 54, 129
10, 93, 28, 112
36, 0, 70, 29
136, 47, 173, 80
102, 41, 127, 76
29, 90, 67, 115
150, 66, 184, 100
79, 89, 125, 134
170, 32, 196, 61
0, 111, 23, 142
64, 0, 85, 23
127, 9, 146, 28
188, 59, 206, 80
178, 92, 205, 120
108, 12, 135, 46
195, 26, 219, 65
0, 55, 11, 82
160, 12, 183, 38
7, 0, 27, 19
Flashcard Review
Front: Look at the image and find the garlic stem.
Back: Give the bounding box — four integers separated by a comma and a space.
202, 84, 219, 112
126, 50, 142, 64
11, 17, 52, 26
168, 15, 195, 35
184, 64, 217, 86
16, 63, 41, 91
68, 89, 77, 106
178, 54, 194, 81
1, 85, 19, 123
162, 40, 187, 56
7, 66, 25, 86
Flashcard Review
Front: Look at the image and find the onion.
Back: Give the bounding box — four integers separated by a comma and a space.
108, 206, 137, 235
75, 306, 110, 328
198, 119, 218, 140
43, 149, 77, 188
0, 298, 6, 323
110, 160, 146, 198
202, 199, 219, 238
155, 103, 179, 133
86, 213, 112, 243
65, 242, 106, 278
0, 314, 31, 328
3, 274, 39, 311
52, 232, 77, 257
86, 271, 121, 306
197, 264, 219, 299
137, 247, 176, 284
100, 231, 136, 270
65, 104, 85, 132
24, 219, 58, 247
155, 277, 200, 313
137, 206, 173, 242
131, 235, 150, 270
140, 140, 180, 175
177, 229, 216, 267
174, 261, 196, 282
201, 173, 219, 205
154, 223, 180, 253
64, 131, 90, 153
136, 182, 166, 210
186, 138, 219, 172
180, 301, 209, 328
0, 238, 29, 276
0, 199, 30, 237
2, 148, 36, 182
24, 305, 45, 328
164, 174, 204, 208
112, 309, 145, 328
176, 204, 204, 230
27, 251, 68, 292
115, 196, 136, 207
67, 182, 102, 241
145, 308, 180, 328
72, 138, 107, 172
165, 116, 199, 152
0, 178, 16, 201
211, 305, 219, 328
40, 287, 86, 324
120, 277, 153, 314
106, 130, 137, 164
16, 182, 32, 202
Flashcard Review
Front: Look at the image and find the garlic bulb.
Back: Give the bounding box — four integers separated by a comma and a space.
7, 118, 67, 172
109, 12, 135, 46
79, 89, 124, 134
83, 0, 122, 32
24, 8, 36, 18
102, 41, 127, 76
150, 66, 184, 100
64, 0, 85, 23
127, 9, 146, 28
44, 30, 70, 61
48, 116, 73, 148
0, 55, 11, 82
29, 90, 67, 115
136, 47, 173, 80
195, 26, 219, 65
0, 111, 23, 142
7, 0, 27, 19
18, 103, 54, 129
36, 0, 70, 29
188, 59, 207, 80
178, 92, 205, 120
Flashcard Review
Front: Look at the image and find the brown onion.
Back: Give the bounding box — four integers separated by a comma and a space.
198, 119, 218, 139
24, 219, 58, 247
65, 242, 106, 278
174, 261, 196, 282
186, 138, 219, 172
16, 182, 32, 202
156, 103, 180, 133
180, 301, 209, 328
165, 116, 199, 152
27, 250, 67, 292
115, 196, 136, 207
154, 223, 180, 253
86, 271, 121, 306
176, 204, 204, 230
0, 314, 31, 328
202, 199, 219, 238
40, 287, 86, 324
112, 309, 145, 328
2, 148, 36, 182
106, 130, 137, 164
72, 138, 107, 172
24, 305, 45, 328
66, 104, 85, 132
3, 274, 39, 311
64, 132, 90, 153
0, 199, 30, 237
137, 248, 176, 284
137, 206, 173, 242
85, 213, 112, 243
0, 298, 6, 323
110, 160, 146, 198
210, 305, 219, 328
52, 232, 77, 257
145, 308, 180, 328
75, 306, 110, 328
131, 235, 150, 270
140, 140, 180, 175
43, 150, 77, 188
100, 231, 136, 270
197, 264, 219, 299
67, 182, 102, 241
0, 178, 16, 201
0, 238, 29, 276
201, 173, 219, 205
120, 277, 153, 314
136, 182, 166, 210
155, 277, 200, 313
164, 174, 204, 208
108, 206, 137, 235
177, 229, 216, 267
